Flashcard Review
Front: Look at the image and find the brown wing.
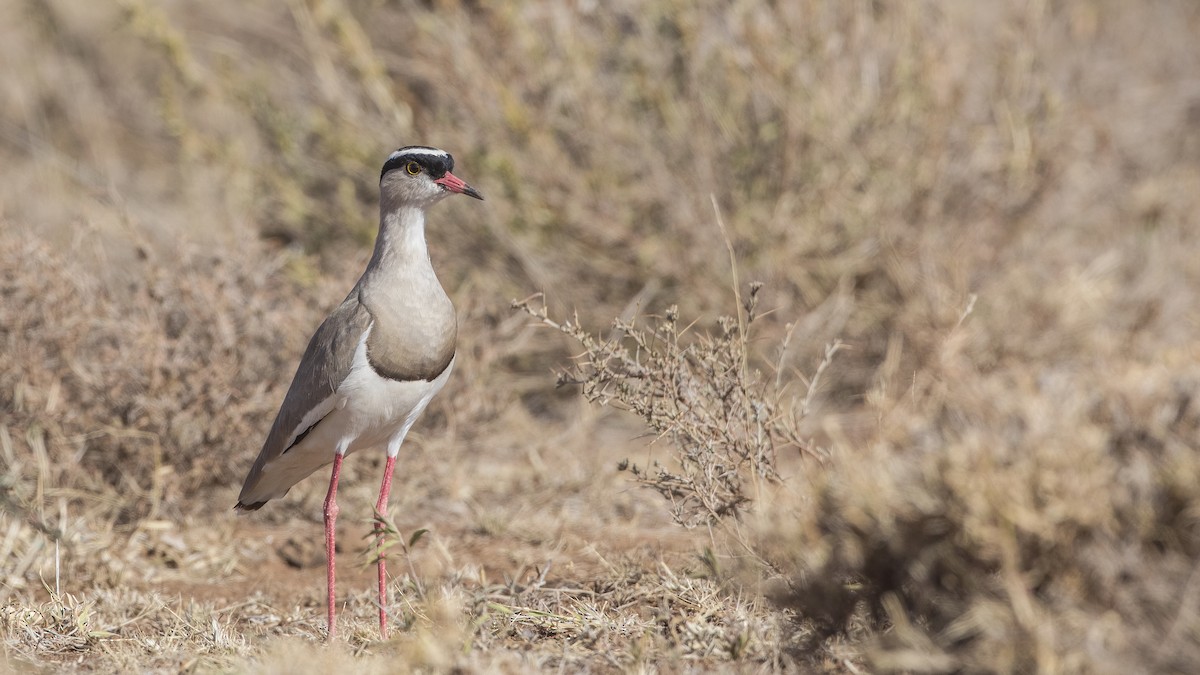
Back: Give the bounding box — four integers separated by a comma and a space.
235, 291, 372, 510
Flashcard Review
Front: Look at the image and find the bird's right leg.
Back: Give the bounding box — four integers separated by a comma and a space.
323, 452, 345, 640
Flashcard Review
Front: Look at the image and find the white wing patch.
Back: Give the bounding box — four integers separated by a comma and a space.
283, 394, 337, 452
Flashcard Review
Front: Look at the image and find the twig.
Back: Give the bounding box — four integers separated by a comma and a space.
710, 194, 747, 376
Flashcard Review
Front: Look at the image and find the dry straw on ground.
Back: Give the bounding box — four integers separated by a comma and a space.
3, 0, 1200, 672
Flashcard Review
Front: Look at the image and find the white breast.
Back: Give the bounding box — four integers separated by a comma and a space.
333, 321, 454, 457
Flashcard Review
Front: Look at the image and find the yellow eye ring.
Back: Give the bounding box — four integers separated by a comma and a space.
405, 161, 422, 176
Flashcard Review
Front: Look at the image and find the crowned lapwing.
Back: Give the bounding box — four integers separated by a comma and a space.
236, 146, 482, 640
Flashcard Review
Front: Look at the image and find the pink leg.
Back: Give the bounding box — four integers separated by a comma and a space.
374, 455, 397, 639
323, 453, 345, 641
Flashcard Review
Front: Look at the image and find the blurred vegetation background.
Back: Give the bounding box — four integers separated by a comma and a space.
3, 0, 1200, 672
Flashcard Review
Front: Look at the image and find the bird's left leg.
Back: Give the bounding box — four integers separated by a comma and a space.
374, 454, 398, 639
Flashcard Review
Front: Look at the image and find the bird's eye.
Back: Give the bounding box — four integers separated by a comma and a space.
406, 161, 422, 176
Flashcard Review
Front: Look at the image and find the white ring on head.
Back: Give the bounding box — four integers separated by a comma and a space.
387, 147, 449, 162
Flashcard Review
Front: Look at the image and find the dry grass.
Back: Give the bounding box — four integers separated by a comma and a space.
3, 0, 1200, 672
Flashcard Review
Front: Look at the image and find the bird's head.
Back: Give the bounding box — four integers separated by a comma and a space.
379, 146, 484, 209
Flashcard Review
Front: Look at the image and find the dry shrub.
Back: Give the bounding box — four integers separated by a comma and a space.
514, 284, 831, 529
0, 235, 336, 526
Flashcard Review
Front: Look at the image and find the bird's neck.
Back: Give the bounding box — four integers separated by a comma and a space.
357, 203, 455, 360
367, 205, 432, 276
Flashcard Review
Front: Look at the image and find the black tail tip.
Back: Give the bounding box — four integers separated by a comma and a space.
234, 500, 267, 512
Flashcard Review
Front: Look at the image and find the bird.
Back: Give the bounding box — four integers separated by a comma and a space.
235, 145, 483, 640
